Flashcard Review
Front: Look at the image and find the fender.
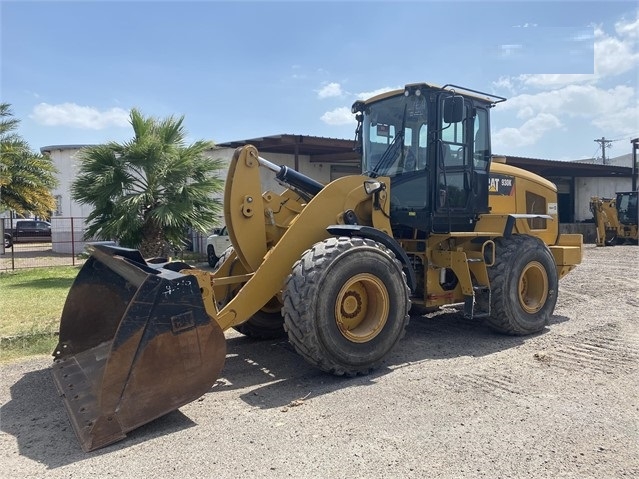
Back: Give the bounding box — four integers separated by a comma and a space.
326, 224, 417, 292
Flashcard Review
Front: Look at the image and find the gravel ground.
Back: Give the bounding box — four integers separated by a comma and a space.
1, 244, 637, 478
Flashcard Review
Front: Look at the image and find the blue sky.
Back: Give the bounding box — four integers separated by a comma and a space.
2, 0, 638, 161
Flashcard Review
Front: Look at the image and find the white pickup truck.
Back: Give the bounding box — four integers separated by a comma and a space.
206, 226, 231, 267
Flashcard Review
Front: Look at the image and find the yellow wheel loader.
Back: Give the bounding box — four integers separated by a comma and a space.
590, 192, 638, 246
52, 82, 582, 451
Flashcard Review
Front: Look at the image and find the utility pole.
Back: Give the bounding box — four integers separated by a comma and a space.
594, 137, 613, 165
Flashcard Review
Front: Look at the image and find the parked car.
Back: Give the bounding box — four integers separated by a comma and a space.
4, 220, 52, 248
206, 226, 231, 267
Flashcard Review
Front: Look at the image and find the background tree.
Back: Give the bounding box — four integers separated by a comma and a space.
0, 103, 58, 218
72, 108, 225, 258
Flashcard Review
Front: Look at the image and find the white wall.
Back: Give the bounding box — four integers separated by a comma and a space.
214, 147, 337, 194
574, 176, 633, 221
43, 145, 345, 253
47, 147, 96, 218
47, 144, 636, 226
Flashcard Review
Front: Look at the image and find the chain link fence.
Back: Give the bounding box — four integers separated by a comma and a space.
1, 217, 209, 271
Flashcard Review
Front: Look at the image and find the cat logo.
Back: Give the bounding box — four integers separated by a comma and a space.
489, 174, 515, 195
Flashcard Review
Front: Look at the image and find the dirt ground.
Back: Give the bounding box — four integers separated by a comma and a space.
1, 244, 637, 478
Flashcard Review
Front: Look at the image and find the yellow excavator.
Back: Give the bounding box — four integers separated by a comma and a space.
590, 192, 638, 246
52, 82, 582, 451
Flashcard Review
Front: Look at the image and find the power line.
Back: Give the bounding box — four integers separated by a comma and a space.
594, 135, 639, 165
594, 137, 613, 165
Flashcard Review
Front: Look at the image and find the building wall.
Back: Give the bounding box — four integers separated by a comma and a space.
44, 145, 350, 253
43, 144, 635, 237
574, 176, 633, 221
47, 147, 95, 218
44, 146, 338, 211
214, 147, 337, 194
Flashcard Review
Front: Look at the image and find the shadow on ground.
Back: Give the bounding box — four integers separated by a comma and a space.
0, 365, 196, 468
2, 310, 569, 467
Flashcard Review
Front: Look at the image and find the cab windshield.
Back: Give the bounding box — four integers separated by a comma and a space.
362, 94, 428, 178
617, 192, 638, 225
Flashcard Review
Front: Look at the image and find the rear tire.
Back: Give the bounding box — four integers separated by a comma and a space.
233, 298, 286, 339
604, 230, 617, 246
484, 235, 558, 335
214, 247, 286, 340
4, 234, 12, 249
283, 237, 410, 376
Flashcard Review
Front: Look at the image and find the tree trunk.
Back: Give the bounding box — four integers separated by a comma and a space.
139, 222, 172, 259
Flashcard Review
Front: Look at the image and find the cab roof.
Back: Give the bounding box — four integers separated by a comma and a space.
354, 82, 507, 110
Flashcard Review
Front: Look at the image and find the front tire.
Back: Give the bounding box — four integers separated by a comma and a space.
283, 237, 410, 376
484, 235, 558, 335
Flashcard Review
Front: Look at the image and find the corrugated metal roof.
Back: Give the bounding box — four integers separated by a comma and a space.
40, 135, 636, 180
217, 134, 360, 163
502, 155, 633, 178
218, 134, 635, 177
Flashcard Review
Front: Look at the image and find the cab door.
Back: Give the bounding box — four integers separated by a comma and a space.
432, 94, 489, 232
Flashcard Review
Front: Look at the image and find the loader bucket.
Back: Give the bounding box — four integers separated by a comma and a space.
51, 244, 226, 452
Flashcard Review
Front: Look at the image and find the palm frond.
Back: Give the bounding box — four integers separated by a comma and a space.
71, 108, 225, 255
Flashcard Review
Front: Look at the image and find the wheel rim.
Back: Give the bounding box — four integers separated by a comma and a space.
518, 261, 549, 314
334, 273, 389, 343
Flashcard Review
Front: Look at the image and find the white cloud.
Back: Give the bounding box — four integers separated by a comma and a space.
318, 86, 399, 128
516, 73, 596, 89
493, 113, 562, 150
594, 25, 639, 78
507, 18, 639, 89
317, 82, 343, 99
516, 106, 535, 120
500, 84, 635, 124
592, 104, 639, 136
320, 107, 355, 126
31, 103, 130, 129
494, 83, 638, 149
492, 27, 632, 163
493, 76, 516, 93
615, 15, 639, 39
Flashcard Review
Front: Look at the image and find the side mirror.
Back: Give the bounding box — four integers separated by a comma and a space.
443, 96, 464, 124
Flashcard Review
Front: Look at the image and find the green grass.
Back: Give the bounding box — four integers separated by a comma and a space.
0, 266, 79, 363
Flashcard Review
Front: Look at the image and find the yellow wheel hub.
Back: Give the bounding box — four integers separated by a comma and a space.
335, 273, 389, 343
518, 261, 548, 314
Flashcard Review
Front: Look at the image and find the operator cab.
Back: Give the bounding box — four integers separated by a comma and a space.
616, 191, 638, 226
352, 83, 506, 238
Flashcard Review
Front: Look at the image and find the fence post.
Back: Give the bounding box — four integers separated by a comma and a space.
71, 217, 76, 266
10, 212, 15, 271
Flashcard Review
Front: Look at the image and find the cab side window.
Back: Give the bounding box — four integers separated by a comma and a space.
473, 108, 489, 171
441, 101, 467, 167
439, 97, 470, 209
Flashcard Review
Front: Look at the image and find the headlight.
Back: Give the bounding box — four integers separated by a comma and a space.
364, 180, 383, 195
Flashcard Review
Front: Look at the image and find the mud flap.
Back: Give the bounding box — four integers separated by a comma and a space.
51, 244, 226, 452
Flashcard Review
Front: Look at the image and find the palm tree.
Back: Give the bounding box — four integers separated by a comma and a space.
0, 103, 58, 217
72, 108, 225, 258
